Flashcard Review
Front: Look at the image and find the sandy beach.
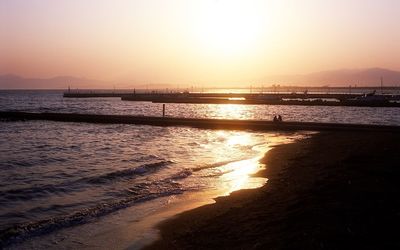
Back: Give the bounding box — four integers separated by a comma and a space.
147, 131, 400, 249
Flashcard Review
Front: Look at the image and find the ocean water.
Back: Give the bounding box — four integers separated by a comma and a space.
1, 90, 400, 125
0, 90, 399, 248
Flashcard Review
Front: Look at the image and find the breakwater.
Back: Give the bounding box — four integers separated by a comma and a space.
2, 111, 399, 132
63, 92, 132, 98
63, 92, 400, 107
64, 92, 360, 99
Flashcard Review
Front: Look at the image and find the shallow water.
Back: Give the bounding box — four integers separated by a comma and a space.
0, 118, 306, 248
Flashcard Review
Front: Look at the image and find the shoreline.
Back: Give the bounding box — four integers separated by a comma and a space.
147, 131, 400, 249
2, 132, 300, 249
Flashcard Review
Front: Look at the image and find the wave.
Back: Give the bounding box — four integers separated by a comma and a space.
0, 184, 71, 202
84, 160, 173, 184
0, 161, 174, 202
2, 158, 52, 168
201, 169, 235, 178
0, 145, 265, 246
168, 169, 192, 180
0, 177, 184, 248
191, 157, 250, 172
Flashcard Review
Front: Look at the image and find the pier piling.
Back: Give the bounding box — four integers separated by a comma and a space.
163, 104, 166, 117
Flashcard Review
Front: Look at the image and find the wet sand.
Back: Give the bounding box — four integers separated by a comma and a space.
147, 131, 400, 249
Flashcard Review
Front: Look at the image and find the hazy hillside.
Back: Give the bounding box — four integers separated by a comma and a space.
2, 68, 400, 89
0, 75, 110, 89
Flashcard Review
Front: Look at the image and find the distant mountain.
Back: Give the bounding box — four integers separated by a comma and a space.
263, 68, 400, 86
0, 75, 110, 89
2, 68, 400, 89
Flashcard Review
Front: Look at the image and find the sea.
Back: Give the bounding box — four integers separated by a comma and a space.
0, 90, 399, 249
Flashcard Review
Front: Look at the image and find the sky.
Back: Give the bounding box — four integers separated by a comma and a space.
1, 0, 400, 87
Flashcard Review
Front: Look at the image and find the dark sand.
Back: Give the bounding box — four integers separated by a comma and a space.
147, 131, 400, 249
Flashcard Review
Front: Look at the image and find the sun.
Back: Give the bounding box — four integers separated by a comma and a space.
194, 1, 265, 57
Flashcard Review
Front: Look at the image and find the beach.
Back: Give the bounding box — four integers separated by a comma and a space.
147, 131, 400, 249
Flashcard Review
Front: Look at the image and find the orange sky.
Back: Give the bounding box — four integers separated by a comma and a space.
1, 0, 400, 87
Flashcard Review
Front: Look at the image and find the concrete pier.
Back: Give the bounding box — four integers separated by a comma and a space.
1, 111, 399, 132
63, 92, 400, 107
64, 92, 361, 100
63, 93, 132, 98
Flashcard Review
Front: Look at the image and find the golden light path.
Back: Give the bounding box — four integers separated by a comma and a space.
220, 158, 266, 194
205, 104, 267, 194
211, 103, 254, 120
213, 130, 269, 195
207, 103, 302, 195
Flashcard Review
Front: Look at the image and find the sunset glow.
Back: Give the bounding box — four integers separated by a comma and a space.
1, 0, 400, 87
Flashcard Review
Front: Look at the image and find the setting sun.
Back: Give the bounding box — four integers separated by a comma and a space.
194, 0, 266, 57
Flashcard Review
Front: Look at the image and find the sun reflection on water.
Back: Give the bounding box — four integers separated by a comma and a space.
227, 133, 252, 146
219, 157, 268, 194
212, 104, 254, 120
202, 130, 274, 195
203, 131, 309, 196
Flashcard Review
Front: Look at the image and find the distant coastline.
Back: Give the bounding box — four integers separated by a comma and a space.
2, 67, 400, 89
